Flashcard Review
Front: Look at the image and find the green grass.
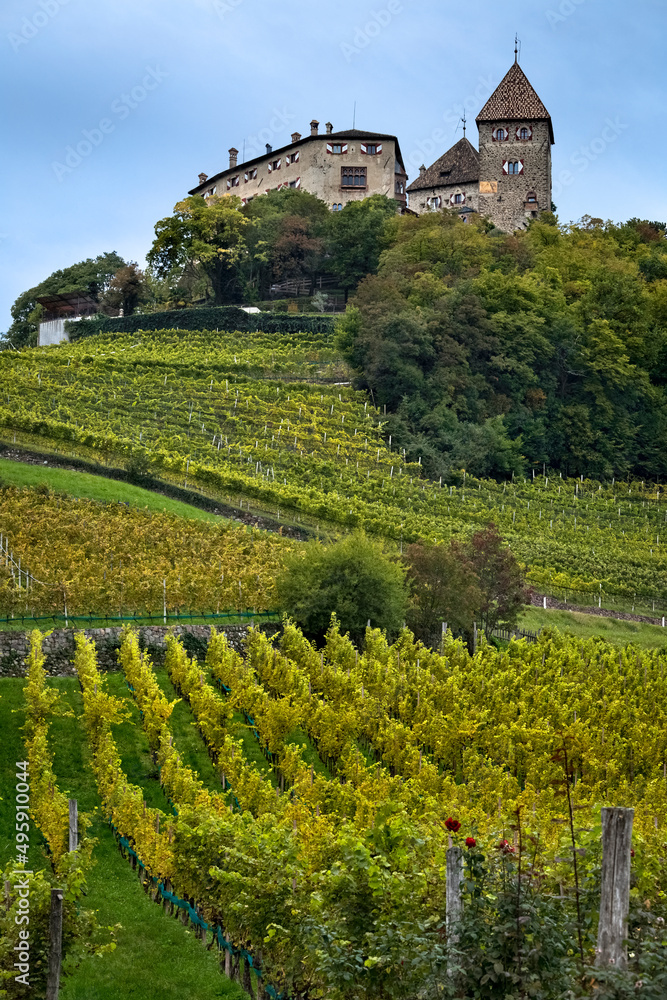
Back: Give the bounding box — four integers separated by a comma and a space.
0, 457, 223, 523
0, 678, 245, 1000
519, 606, 667, 649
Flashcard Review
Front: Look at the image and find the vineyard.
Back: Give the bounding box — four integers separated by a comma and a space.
4, 622, 667, 997
0, 487, 289, 617
1, 326, 667, 616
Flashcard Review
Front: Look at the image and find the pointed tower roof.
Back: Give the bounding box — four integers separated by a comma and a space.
406, 136, 479, 193
476, 62, 554, 142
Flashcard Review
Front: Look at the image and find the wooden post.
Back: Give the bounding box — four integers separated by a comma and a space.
446, 846, 463, 941
68, 799, 78, 852
596, 807, 634, 970
45, 888, 64, 1000
242, 955, 254, 997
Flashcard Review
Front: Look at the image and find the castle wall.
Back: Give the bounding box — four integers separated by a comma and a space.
477, 119, 552, 231
408, 180, 480, 215
197, 136, 406, 211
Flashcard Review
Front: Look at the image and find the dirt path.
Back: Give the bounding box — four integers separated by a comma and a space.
529, 591, 665, 627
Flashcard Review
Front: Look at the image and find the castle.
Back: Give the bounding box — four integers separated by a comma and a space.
190, 53, 553, 233
407, 55, 554, 230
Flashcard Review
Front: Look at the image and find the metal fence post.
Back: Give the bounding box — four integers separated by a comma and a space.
595, 807, 634, 970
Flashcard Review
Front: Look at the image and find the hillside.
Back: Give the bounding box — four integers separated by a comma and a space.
0, 324, 666, 619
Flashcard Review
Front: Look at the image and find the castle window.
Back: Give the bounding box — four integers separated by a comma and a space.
361, 143, 381, 155
332, 203, 343, 211
288, 152, 299, 164
517, 126, 533, 141
526, 192, 537, 203
452, 192, 465, 205
493, 127, 508, 142
504, 160, 524, 175
342, 166, 366, 188
244, 169, 258, 182
427, 195, 442, 209
395, 180, 404, 194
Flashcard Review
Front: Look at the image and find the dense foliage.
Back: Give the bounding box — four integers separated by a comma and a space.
337, 214, 667, 481
5, 251, 127, 349
275, 532, 408, 642
66, 622, 667, 998
405, 525, 526, 647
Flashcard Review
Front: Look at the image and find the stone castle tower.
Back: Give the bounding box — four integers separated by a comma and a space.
476, 56, 554, 230
407, 55, 554, 231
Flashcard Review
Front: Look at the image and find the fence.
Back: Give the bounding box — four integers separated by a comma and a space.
0, 609, 279, 629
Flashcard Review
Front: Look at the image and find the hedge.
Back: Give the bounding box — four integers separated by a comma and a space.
66, 306, 336, 340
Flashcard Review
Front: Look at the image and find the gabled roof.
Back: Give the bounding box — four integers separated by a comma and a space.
476, 62, 554, 142
406, 137, 479, 193
189, 128, 406, 195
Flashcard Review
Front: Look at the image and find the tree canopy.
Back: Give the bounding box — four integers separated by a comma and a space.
336, 212, 667, 480
6, 251, 127, 349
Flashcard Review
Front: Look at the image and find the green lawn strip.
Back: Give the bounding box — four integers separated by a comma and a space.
39, 679, 246, 1000
284, 728, 332, 780
0, 679, 45, 871
102, 673, 172, 812
153, 668, 226, 794
0, 457, 222, 524
228, 710, 277, 785
519, 606, 667, 649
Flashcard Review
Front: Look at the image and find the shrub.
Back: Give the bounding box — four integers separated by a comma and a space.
66, 306, 335, 340
275, 532, 408, 644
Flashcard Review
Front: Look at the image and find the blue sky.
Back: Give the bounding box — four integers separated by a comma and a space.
1, 0, 665, 331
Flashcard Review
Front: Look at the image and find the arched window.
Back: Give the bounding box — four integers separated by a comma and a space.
526, 191, 537, 203
453, 193, 463, 204
517, 126, 533, 141
495, 127, 506, 141
508, 161, 521, 175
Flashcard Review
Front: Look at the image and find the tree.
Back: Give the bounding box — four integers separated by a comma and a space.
6, 251, 126, 349
327, 195, 397, 300
100, 263, 147, 315
241, 188, 329, 299
274, 533, 408, 644
404, 540, 481, 647
147, 195, 250, 305
469, 523, 526, 634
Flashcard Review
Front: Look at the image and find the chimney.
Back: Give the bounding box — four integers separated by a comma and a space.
265, 143, 272, 155
228, 147, 238, 169
291, 131, 301, 143
198, 172, 208, 184
310, 119, 319, 136
325, 122, 333, 135
419, 164, 426, 177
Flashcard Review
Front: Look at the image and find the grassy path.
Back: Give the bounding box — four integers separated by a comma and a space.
0, 676, 245, 1000
520, 606, 667, 648
0, 457, 223, 524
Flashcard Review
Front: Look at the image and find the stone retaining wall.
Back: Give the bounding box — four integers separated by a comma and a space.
0, 624, 280, 677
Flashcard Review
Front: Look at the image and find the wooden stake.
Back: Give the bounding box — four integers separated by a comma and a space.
595, 807, 634, 970
45, 888, 64, 1000
68, 799, 78, 852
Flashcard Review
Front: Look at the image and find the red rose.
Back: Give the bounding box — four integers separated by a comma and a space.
631, 849, 635, 858
465, 837, 477, 848
445, 817, 461, 833
497, 839, 515, 854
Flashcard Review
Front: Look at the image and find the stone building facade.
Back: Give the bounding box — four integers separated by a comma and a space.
190, 121, 408, 212
407, 59, 554, 231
